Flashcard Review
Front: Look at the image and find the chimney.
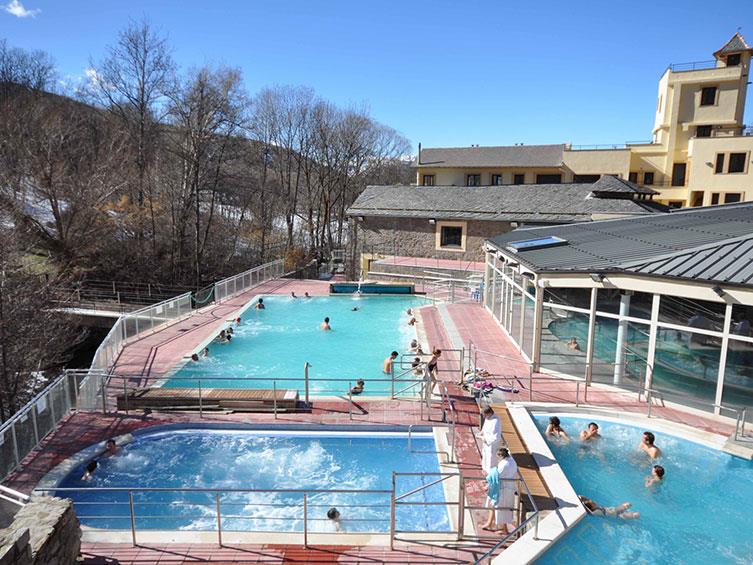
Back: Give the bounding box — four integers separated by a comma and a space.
417, 142, 422, 165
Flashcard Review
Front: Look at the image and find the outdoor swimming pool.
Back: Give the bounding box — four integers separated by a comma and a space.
534, 415, 753, 564
168, 294, 428, 395
53, 428, 450, 533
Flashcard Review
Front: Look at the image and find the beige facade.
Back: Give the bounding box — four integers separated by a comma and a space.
415, 33, 753, 207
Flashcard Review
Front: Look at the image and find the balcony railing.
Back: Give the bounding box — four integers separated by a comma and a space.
667, 60, 718, 72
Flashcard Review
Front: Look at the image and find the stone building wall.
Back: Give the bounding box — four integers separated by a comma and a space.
355, 216, 512, 262
0, 497, 80, 565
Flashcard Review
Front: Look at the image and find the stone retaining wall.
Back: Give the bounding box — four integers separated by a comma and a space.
0, 496, 80, 565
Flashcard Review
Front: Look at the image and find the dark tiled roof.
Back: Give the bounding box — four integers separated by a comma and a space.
591, 175, 658, 195
346, 184, 665, 223
715, 32, 752, 56
488, 202, 753, 286
417, 144, 565, 168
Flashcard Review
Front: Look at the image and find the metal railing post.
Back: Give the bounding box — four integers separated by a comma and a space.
456, 470, 464, 540
575, 381, 580, 407
101, 375, 108, 415
304, 362, 310, 405
10, 423, 20, 468
528, 365, 533, 401
390, 364, 395, 399
216, 493, 222, 547
129, 491, 137, 546
273, 381, 279, 419
123, 379, 129, 415
348, 383, 353, 421
647, 390, 653, 419
389, 472, 396, 549
30, 406, 40, 445
198, 380, 203, 418
303, 493, 309, 548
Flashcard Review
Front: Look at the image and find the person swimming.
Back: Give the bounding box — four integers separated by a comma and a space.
81, 459, 98, 481
579, 496, 640, 519
639, 431, 662, 459
304, 292, 311, 298
645, 465, 665, 488
567, 337, 581, 351
190, 353, 199, 362
291, 292, 297, 298
327, 507, 342, 531
580, 422, 601, 441
202, 347, 209, 357
350, 379, 365, 395
255, 298, 265, 310
546, 416, 570, 442
383, 351, 398, 373
320, 317, 332, 330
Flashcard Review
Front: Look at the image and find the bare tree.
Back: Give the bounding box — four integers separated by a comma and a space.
85, 19, 175, 265
167, 65, 247, 287
0, 39, 56, 96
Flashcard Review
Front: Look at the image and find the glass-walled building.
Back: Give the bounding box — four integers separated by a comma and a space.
484, 202, 753, 415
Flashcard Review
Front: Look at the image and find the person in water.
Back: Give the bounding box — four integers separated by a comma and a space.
327, 507, 342, 532
236, 317, 242, 325
645, 465, 665, 488
304, 292, 311, 298
580, 422, 601, 442
320, 317, 332, 330
579, 496, 640, 519
255, 298, 265, 310
383, 351, 398, 373
639, 431, 662, 459
350, 379, 365, 395
546, 416, 570, 442
567, 337, 581, 351
190, 353, 199, 362
291, 292, 297, 298
202, 347, 209, 357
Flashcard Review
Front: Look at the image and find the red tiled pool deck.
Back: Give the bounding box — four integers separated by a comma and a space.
4, 278, 742, 563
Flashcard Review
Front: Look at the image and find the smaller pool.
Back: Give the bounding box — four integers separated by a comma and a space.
534, 415, 753, 564
53, 428, 450, 533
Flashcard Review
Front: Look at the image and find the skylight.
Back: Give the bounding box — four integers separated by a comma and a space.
506, 235, 568, 253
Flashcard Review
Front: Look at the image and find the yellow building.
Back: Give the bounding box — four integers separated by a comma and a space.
416, 33, 753, 207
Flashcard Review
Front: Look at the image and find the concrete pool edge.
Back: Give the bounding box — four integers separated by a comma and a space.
494, 404, 586, 565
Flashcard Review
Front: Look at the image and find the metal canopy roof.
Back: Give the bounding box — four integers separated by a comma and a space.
488, 202, 753, 286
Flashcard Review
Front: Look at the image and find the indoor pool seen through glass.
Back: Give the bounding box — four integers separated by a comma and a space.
534, 415, 753, 565
168, 295, 428, 395
56, 430, 450, 533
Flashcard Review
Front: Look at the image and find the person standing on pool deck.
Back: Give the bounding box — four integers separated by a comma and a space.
639, 431, 662, 459
481, 447, 518, 533
383, 351, 398, 373
580, 422, 601, 441
426, 348, 441, 389
320, 317, 332, 330
478, 406, 501, 473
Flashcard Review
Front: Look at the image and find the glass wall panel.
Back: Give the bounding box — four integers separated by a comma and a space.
543, 287, 592, 310
588, 316, 649, 388
658, 295, 725, 332
540, 304, 588, 378
721, 340, 753, 410
730, 304, 753, 337
510, 285, 522, 347
651, 325, 721, 408
522, 294, 535, 359
493, 275, 503, 324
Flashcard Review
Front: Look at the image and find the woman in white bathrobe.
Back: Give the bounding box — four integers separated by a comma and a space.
479, 406, 501, 473
495, 447, 519, 533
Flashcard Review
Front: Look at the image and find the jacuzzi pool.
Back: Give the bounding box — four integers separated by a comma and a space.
51, 427, 450, 533
167, 294, 428, 395
533, 415, 753, 564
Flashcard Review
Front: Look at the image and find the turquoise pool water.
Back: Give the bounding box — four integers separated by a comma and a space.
548, 317, 753, 406
534, 415, 753, 564
56, 429, 449, 533
168, 295, 428, 395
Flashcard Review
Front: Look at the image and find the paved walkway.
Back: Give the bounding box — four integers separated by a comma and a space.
373, 256, 484, 272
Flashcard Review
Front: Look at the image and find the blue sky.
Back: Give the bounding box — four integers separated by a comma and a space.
3, 0, 753, 151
